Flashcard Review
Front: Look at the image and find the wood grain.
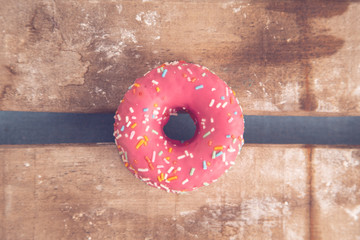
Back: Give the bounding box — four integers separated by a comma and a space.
1, 144, 359, 239
0, 0, 359, 115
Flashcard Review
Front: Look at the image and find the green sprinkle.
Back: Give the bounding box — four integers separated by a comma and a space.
152, 129, 159, 135
190, 168, 195, 176
158, 151, 163, 156
124, 151, 128, 160
203, 131, 211, 138
212, 151, 216, 159
203, 182, 209, 186
233, 138, 237, 144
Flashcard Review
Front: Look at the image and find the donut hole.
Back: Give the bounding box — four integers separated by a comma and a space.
163, 109, 197, 143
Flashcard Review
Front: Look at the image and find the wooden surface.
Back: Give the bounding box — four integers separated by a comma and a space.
1, 0, 360, 115
1, 144, 359, 240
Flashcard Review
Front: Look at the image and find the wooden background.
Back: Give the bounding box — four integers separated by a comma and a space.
1, 0, 359, 239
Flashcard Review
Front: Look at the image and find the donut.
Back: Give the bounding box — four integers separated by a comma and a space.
113, 61, 244, 193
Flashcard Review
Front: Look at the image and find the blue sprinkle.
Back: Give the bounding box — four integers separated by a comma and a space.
203, 161, 207, 170
226, 134, 231, 138
121, 125, 125, 131
234, 111, 238, 115
221, 96, 225, 100
215, 151, 223, 158
195, 85, 204, 90
162, 69, 168, 78
152, 114, 156, 119
143, 108, 149, 112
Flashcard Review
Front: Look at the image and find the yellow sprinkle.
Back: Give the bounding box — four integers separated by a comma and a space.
167, 176, 178, 181
165, 156, 170, 160
136, 139, 145, 149
157, 175, 162, 182
214, 146, 223, 151
131, 123, 137, 129
168, 147, 173, 153
144, 135, 149, 142
156, 86, 160, 92
154, 103, 158, 107
161, 173, 164, 181
134, 83, 140, 87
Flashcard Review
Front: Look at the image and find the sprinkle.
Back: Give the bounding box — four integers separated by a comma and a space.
126, 121, 132, 127
187, 68, 193, 74
212, 151, 216, 159
222, 152, 226, 162
211, 127, 215, 132
129, 107, 134, 113
177, 155, 186, 159
158, 151, 163, 156
152, 151, 156, 162
154, 103, 158, 107
162, 69, 168, 77
168, 147, 173, 153
152, 129, 159, 135
216, 103, 222, 108
226, 134, 231, 138
195, 85, 204, 90
190, 168, 195, 176
189, 153, 194, 158
138, 168, 149, 172
156, 87, 160, 92
203, 182, 209, 186
207, 161, 211, 166
209, 99, 215, 107
157, 165, 164, 168
162, 107, 167, 115
116, 114, 121, 121
131, 123, 137, 128
211, 88, 216, 91
163, 158, 170, 164
167, 166, 175, 174
203, 131, 211, 138
230, 97, 233, 104
222, 102, 228, 108
208, 140, 213, 146
228, 117, 234, 123
233, 138, 237, 144
161, 173, 165, 181
230, 161, 235, 165
221, 96, 225, 100
121, 125, 125, 131
214, 146, 223, 151
202, 72, 206, 77
203, 161, 207, 170
215, 151, 223, 158
145, 126, 150, 132
136, 139, 145, 149
131, 116, 137, 119
226, 87, 229, 97
182, 179, 189, 185
167, 176, 178, 181
134, 83, 140, 87
144, 135, 149, 141
126, 116, 129, 122
185, 150, 189, 156
178, 66, 182, 70
130, 131, 135, 140
210, 118, 214, 123
157, 175, 163, 182
152, 80, 159, 85
143, 108, 149, 112
234, 111, 238, 115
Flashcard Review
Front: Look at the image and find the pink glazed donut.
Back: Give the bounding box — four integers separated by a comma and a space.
114, 61, 244, 193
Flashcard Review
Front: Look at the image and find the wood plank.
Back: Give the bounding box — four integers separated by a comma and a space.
1, 144, 310, 240
0, 1, 359, 115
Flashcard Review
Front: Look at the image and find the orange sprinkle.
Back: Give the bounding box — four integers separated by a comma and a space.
148, 163, 154, 170
125, 162, 129, 167
120, 99, 124, 103
167, 176, 178, 181
214, 146, 223, 151
207, 161, 211, 166
145, 156, 151, 163
238, 136, 242, 141
231, 135, 236, 139
134, 83, 140, 87
165, 156, 170, 160
191, 77, 197, 82
154, 103, 158, 107
168, 147, 173, 153
172, 161, 177, 165
183, 73, 188, 78
131, 123, 137, 129
156, 87, 160, 92
144, 135, 149, 141
136, 139, 145, 149
157, 175, 162, 182
230, 97, 233, 104
132, 88, 136, 94
144, 141, 148, 146
227, 113, 231, 116
160, 173, 165, 181
134, 159, 138, 164
232, 90, 236, 96
208, 140, 213, 146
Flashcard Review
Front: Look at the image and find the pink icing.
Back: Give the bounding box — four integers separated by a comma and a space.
114, 61, 244, 193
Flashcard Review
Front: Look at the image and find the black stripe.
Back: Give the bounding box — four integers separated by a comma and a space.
0, 111, 359, 145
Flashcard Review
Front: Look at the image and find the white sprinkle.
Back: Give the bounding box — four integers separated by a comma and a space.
125, 133, 128, 138
153, 110, 159, 115
117, 114, 121, 121
164, 140, 167, 146
185, 150, 189, 156
228, 117, 233, 123
129, 107, 134, 113
187, 68, 193, 75
209, 99, 215, 107
157, 68, 161, 73
189, 153, 194, 158
177, 66, 182, 70
226, 87, 229, 97
163, 158, 170, 164
116, 134, 121, 139
126, 116, 129, 122
138, 168, 149, 172
142, 120, 146, 124
222, 102, 228, 108
216, 103, 222, 108
201, 118, 206, 122
145, 126, 150, 132
177, 167, 181, 171
182, 179, 189, 185
157, 165, 164, 168
222, 152, 226, 162
126, 121, 132, 127
130, 131, 135, 140
152, 80, 159, 85
160, 184, 169, 191
159, 136, 163, 139
225, 162, 229, 166
187, 77, 191, 82
164, 173, 168, 179
210, 118, 214, 123
211, 88, 216, 91
157, 169, 161, 174
162, 107, 167, 115
152, 151, 156, 162
132, 116, 136, 120
167, 166, 175, 174
236, 98, 240, 104
137, 136, 143, 140
177, 155, 186, 159
211, 127, 215, 132
141, 178, 150, 181
227, 147, 236, 152
230, 161, 235, 165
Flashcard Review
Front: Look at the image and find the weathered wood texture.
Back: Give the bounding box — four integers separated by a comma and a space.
0, 1, 359, 115
1, 144, 359, 240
